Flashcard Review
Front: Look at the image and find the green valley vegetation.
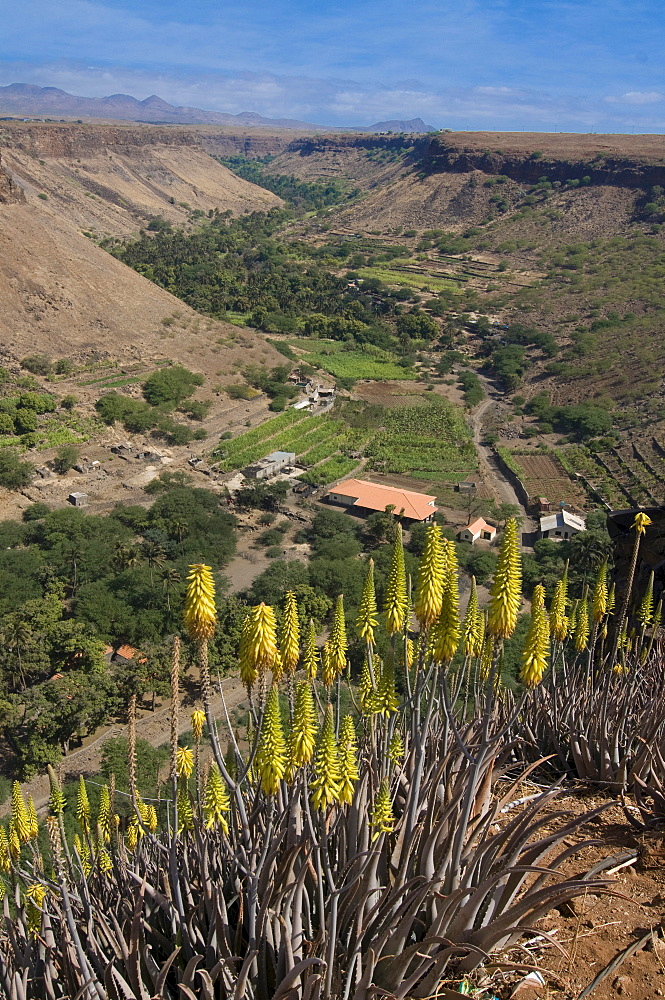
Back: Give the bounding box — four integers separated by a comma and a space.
105, 210, 471, 381
215, 155, 359, 211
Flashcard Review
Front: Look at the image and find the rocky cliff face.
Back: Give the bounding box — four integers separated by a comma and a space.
420, 135, 665, 189
0, 156, 25, 204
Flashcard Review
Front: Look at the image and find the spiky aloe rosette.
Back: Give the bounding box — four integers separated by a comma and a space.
2, 522, 637, 1000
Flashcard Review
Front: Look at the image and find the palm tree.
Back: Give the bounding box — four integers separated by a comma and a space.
161, 567, 181, 612
113, 542, 141, 571
142, 541, 166, 584
1, 618, 32, 692
169, 519, 189, 557
570, 530, 612, 576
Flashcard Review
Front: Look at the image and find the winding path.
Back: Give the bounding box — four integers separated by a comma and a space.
468, 394, 537, 537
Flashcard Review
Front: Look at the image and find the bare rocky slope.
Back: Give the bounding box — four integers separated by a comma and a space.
0, 122, 285, 373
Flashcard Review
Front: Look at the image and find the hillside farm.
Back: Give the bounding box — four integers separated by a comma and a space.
561, 439, 665, 509
499, 450, 588, 508
213, 398, 479, 498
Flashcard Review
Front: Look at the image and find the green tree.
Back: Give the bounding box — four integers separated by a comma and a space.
142, 365, 204, 406
0, 450, 33, 489
53, 444, 79, 474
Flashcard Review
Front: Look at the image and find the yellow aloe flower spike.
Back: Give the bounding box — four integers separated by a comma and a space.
290, 681, 317, 768
256, 685, 287, 795
388, 730, 405, 765
27, 796, 39, 841
384, 524, 408, 635
462, 576, 483, 657
371, 779, 394, 839
328, 595, 348, 677
520, 583, 550, 688
239, 603, 279, 686
176, 746, 195, 779
11, 782, 31, 845
310, 704, 341, 811
191, 708, 206, 743
432, 539, 461, 663
184, 563, 217, 641
75, 777, 91, 835
372, 657, 399, 716
97, 785, 112, 844
637, 570, 655, 628
177, 787, 194, 833
488, 518, 522, 639
279, 591, 301, 676
573, 597, 590, 652
204, 763, 230, 832
632, 512, 652, 535
303, 619, 319, 680
0, 829, 10, 873
414, 524, 444, 629
98, 847, 113, 874
47, 766, 65, 816
607, 583, 616, 614
25, 884, 47, 937
549, 566, 569, 641
357, 559, 378, 645
592, 562, 608, 624
336, 715, 359, 805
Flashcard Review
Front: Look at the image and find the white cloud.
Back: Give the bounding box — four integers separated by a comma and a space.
3, 58, 665, 132
606, 90, 664, 105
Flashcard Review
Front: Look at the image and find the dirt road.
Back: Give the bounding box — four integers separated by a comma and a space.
469, 394, 537, 538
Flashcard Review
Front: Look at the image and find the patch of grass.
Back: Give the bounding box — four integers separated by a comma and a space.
357, 266, 462, 293
304, 350, 416, 381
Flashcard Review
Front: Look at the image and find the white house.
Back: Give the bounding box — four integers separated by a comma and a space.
242, 451, 296, 480
457, 517, 497, 544
539, 510, 586, 540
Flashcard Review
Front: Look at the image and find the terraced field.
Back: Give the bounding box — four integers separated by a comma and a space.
509, 452, 588, 508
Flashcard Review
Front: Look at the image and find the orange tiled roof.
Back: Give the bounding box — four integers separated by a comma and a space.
116, 644, 140, 660
464, 517, 496, 535
331, 479, 437, 521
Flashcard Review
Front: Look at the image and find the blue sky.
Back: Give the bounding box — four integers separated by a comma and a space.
1, 0, 665, 129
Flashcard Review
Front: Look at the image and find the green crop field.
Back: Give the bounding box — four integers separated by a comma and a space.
364, 400, 477, 482
303, 350, 416, 381
356, 265, 462, 293
299, 456, 360, 485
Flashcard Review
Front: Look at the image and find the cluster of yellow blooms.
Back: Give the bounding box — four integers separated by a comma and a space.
7, 512, 656, 934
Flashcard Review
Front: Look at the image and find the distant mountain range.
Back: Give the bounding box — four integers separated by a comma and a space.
0, 84, 435, 133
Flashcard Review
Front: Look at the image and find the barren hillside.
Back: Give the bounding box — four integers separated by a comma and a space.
0, 122, 281, 237
0, 122, 286, 372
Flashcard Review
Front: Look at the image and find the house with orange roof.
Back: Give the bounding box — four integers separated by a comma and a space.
457, 518, 497, 544
326, 479, 438, 524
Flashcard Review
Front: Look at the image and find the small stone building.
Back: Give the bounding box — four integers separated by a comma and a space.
539, 510, 586, 540
457, 517, 497, 544
242, 451, 296, 480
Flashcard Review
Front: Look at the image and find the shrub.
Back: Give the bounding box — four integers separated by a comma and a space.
14, 410, 38, 434
22, 502, 50, 521
53, 444, 80, 474
0, 449, 33, 489
0, 413, 15, 435
225, 384, 258, 400
21, 354, 52, 376
142, 365, 203, 406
